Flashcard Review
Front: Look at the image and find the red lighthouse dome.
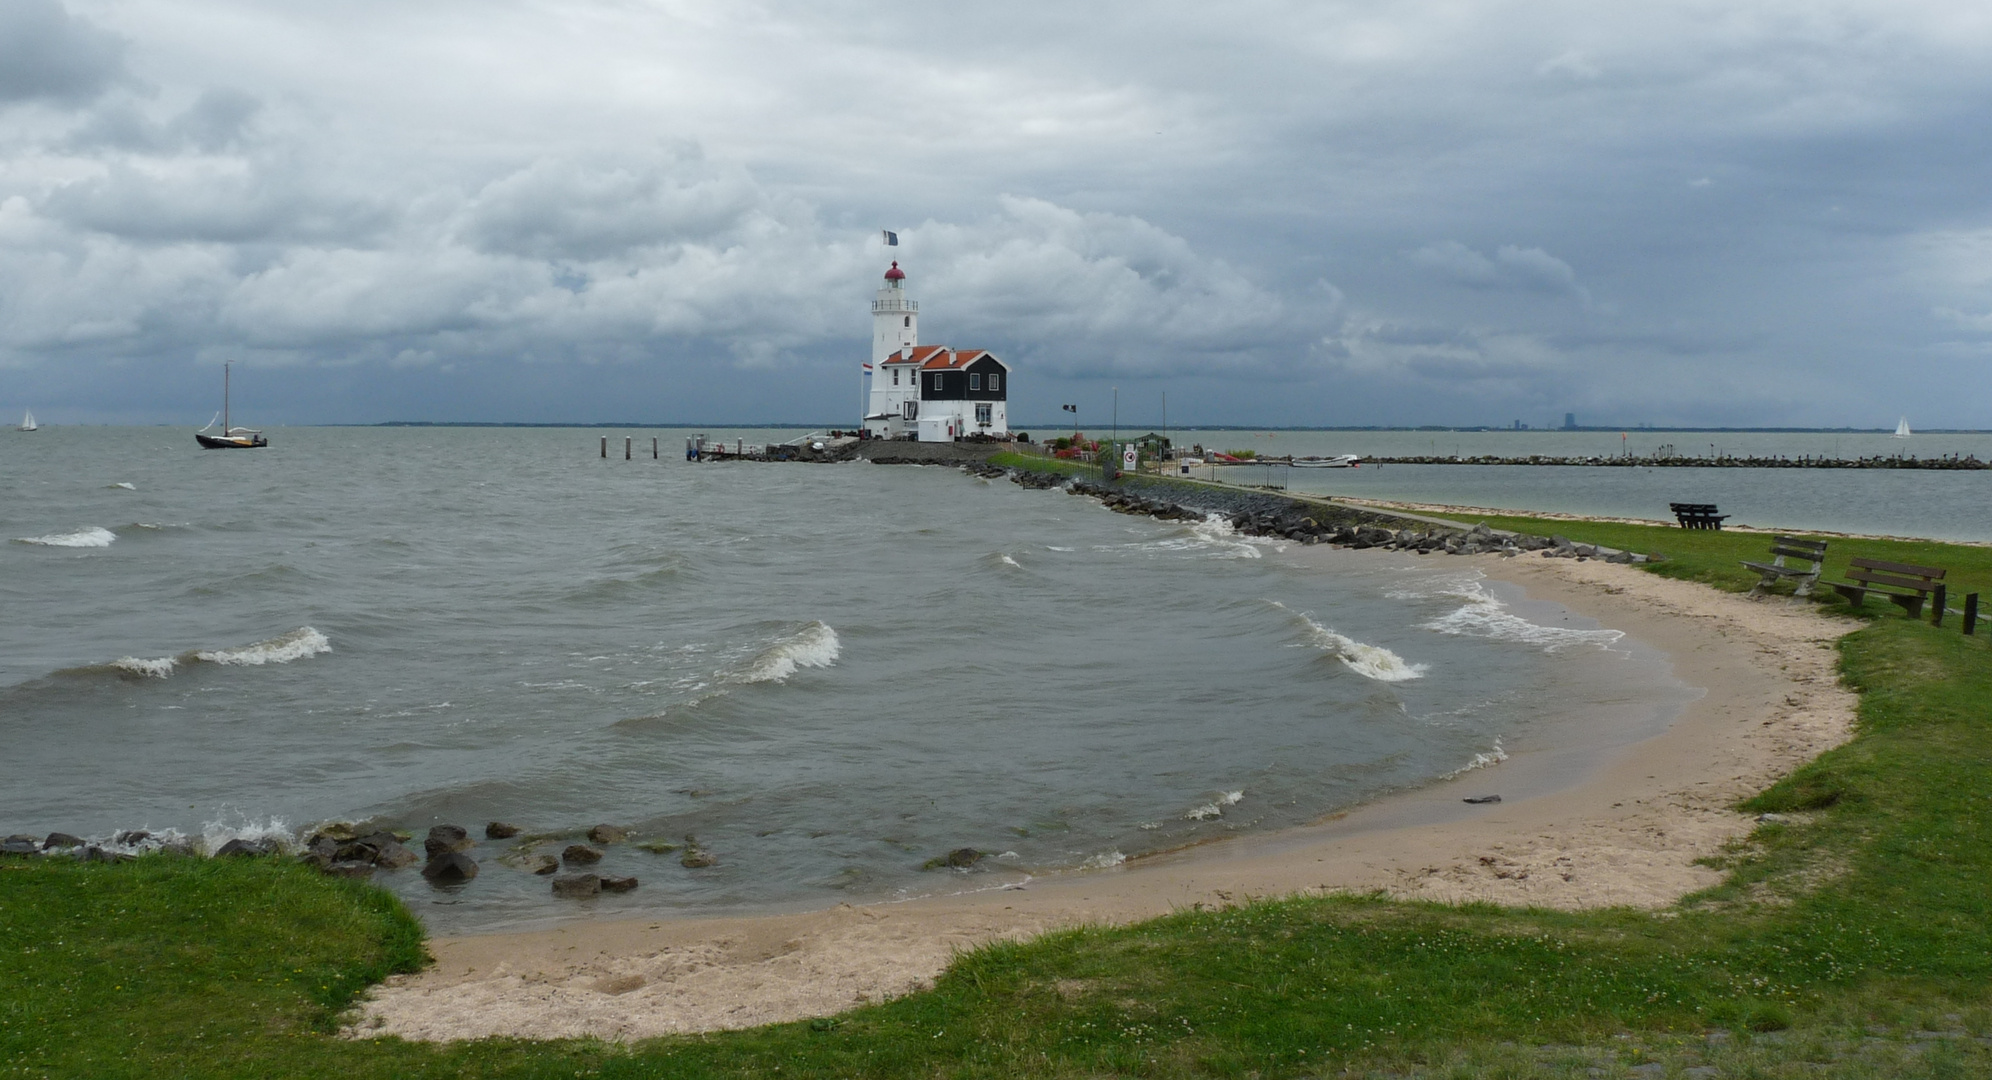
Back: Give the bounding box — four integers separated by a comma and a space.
883, 261, 905, 281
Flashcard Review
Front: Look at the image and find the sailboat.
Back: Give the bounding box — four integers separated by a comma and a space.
195, 361, 268, 449
1892, 417, 1911, 439
17, 410, 36, 432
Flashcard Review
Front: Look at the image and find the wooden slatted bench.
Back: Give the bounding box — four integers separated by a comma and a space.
1829, 558, 1947, 618
1742, 536, 1828, 598
1670, 502, 1728, 530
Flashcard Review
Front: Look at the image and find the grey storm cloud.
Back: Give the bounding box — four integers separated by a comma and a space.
0, 0, 126, 105
2, 1, 1991, 426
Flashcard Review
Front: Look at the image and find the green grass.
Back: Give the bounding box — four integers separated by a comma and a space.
7, 510, 1992, 1078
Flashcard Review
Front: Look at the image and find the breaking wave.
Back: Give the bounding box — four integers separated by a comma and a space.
1269, 601, 1426, 682
1391, 573, 1624, 653
75, 627, 332, 681
196, 626, 332, 666
1186, 789, 1246, 821
15, 526, 115, 548
111, 656, 178, 679
1442, 740, 1508, 780
1081, 850, 1126, 869
738, 621, 840, 684
111, 482, 136, 490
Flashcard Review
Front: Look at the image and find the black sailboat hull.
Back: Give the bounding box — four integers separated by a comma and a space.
196, 433, 268, 449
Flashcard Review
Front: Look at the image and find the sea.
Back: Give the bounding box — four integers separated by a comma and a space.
11, 423, 1971, 933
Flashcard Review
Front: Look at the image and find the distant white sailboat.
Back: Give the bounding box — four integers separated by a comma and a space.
17, 410, 35, 432
1893, 416, 1911, 439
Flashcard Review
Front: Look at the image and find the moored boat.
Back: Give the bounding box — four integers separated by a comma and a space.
196, 362, 267, 449
17, 410, 35, 432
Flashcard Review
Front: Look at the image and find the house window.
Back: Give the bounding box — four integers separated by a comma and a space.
988, 372, 1001, 391
903, 316, 910, 327
975, 403, 993, 425
969, 373, 981, 390
891, 369, 899, 385
932, 373, 944, 391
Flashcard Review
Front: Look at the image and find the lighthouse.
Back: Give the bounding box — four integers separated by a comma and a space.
862, 260, 1009, 441
872, 261, 918, 363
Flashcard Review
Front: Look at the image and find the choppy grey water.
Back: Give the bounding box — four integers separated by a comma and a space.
4, 426, 1693, 932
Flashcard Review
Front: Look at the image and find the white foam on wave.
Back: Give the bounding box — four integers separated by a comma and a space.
201, 812, 292, 855
195, 626, 332, 666
15, 526, 115, 548
1185, 789, 1246, 821
1442, 739, 1508, 779
739, 621, 840, 684
999, 554, 1022, 568
1082, 850, 1126, 869
112, 656, 178, 679
111, 482, 136, 490
1391, 572, 1625, 653
1269, 600, 1427, 682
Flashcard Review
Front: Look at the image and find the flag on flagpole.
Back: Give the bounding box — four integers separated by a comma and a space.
862, 362, 873, 371
882, 230, 898, 246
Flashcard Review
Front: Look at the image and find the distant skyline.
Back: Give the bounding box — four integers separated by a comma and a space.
3, 1, 1990, 429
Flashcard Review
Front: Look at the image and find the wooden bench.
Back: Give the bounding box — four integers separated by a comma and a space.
1670, 502, 1728, 530
1742, 536, 1827, 598
1829, 558, 1947, 618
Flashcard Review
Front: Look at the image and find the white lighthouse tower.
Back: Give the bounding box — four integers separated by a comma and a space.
872, 261, 917, 362
865, 261, 920, 437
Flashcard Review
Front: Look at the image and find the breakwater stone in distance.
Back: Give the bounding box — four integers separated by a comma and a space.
562, 844, 604, 866
485, 821, 521, 840
979, 458, 1652, 564
552, 873, 601, 899
586, 824, 627, 844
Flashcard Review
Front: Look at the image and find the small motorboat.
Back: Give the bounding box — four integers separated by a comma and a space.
1290, 454, 1361, 468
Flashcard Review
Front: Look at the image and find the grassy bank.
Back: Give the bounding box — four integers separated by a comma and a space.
6, 510, 1992, 1078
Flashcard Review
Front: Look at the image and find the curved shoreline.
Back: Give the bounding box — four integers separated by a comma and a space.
353, 553, 1857, 1042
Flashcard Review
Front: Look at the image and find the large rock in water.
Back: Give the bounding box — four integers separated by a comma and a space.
524, 854, 560, 875
421, 851, 478, 884
552, 873, 601, 898
43, 832, 85, 850
945, 847, 983, 869
485, 821, 522, 840
586, 824, 627, 844
599, 876, 639, 893
562, 844, 603, 866
215, 837, 277, 858
679, 837, 717, 869
1, 836, 41, 857
425, 824, 473, 857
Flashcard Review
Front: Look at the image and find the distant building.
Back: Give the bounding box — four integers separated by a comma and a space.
1564, 412, 1577, 430
862, 262, 1010, 441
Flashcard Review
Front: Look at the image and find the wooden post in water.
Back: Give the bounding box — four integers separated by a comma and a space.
1932, 584, 1947, 627
652, 437, 658, 460
1964, 593, 1979, 637
600, 436, 607, 458
625, 436, 632, 460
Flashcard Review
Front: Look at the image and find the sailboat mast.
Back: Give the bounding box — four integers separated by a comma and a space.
224, 361, 230, 433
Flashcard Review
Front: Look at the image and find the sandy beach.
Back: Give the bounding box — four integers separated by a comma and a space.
352, 553, 1858, 1042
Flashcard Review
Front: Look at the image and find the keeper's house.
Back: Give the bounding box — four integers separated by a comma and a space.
862, 261, 1010, 441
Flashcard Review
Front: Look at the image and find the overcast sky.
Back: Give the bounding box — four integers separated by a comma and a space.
2, 1, 1989, 427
